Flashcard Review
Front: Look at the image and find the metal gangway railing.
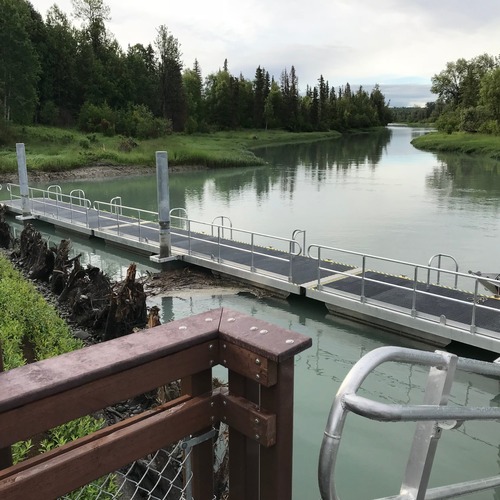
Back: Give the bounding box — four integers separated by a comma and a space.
6, 183, 92, 227
5, 183, 500, 330
3, 183, 305, 283
93, 199, 159, 243
307, 243, 500, 337
318, 346, 500, 500
169, 211, 303, 282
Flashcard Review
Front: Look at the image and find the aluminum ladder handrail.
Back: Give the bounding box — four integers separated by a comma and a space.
318, 346, 500, 500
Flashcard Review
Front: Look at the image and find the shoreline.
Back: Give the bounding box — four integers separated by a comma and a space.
0, 163, 208, 184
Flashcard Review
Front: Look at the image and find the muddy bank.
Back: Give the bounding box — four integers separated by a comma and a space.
0, 163, 208, 184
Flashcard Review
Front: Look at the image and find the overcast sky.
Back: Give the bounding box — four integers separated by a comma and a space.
30, 0, 500, 107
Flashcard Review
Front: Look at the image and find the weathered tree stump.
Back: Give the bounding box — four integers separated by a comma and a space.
11, 224, 148, 342
17, 223, 55, 281
103, 263, 147, 341
59, 262, 113, 331
50, 239, 81, 295
0, 206, 11, 249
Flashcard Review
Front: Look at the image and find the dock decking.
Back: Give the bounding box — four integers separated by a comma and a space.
3, 188, 500, 355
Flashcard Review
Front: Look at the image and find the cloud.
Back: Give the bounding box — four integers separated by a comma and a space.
30, 0, 500, 106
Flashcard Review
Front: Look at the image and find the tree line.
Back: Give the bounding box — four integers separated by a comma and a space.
428, 53, 500, 134
362, 53, 500, 135
0, 0, 392, 142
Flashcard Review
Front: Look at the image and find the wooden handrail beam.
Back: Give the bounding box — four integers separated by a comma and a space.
0, 308, 312, 500
0, 395, 211, 500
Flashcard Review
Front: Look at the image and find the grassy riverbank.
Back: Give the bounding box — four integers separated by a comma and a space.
0, 126, 341, 175
0, 254, 116, 496
411, 132, 500, 159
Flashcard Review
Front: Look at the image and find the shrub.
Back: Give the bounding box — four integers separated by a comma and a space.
0, 255, 117, 498
78, 102, 116, 134
460, 106, 491, 133
118, 137, 138, 152
478, 119, 500, 135
435, 108, 461, 134
39, 101, 59, 126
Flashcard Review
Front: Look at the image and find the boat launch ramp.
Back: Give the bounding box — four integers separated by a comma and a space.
3, 181, 500, 355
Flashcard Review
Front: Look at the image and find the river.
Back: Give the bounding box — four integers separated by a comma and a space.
6, 126, 500, 499
27, 125, 500, 274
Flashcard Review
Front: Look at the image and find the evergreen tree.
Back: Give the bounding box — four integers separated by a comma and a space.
155, 25, 187, 131
310, 86, 319, 129
183, 59, 204, 132
318, 75, 329, 130
264, 79, 281, 129
253, 66, 267, 128
370, 84, 392, 125
280, 66, 300, 131
0, 0, 40, 123
124, 44, 158, 112
42, 5, 80, 123
328, 85, 339, 130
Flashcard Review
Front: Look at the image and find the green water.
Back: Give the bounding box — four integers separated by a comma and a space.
5, 125, 500, 498
22, 125, 500, 274
149, 291, 500, 500
6, 217, 500, 499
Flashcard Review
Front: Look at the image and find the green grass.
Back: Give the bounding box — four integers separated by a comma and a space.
0, 126, 342, 174
412, 132, 500, 159
0, 255, 116, 498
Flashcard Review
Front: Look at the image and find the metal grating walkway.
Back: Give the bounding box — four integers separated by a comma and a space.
4, 193, 500, 354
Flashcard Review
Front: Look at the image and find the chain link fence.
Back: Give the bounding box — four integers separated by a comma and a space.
60, 421, 229, 500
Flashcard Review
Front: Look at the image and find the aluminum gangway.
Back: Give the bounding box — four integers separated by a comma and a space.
3, 183, 500, 354
318, 346, 500, 499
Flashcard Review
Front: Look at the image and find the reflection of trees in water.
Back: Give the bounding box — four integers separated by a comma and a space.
256, 128, 392, 172
169, 129, 394, 207
426, 154, 500, 208
227, 128, 393, 200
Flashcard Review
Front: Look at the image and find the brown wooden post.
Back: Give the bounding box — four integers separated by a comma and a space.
259, 358, 295, 500
182, 369, 214, 500
0, 343, 12, 470
228, 372, 260, 500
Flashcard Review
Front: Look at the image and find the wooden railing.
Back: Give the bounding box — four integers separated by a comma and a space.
0, 308, 311, 500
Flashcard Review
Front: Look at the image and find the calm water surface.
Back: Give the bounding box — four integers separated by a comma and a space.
13, 127, 500, 498
31, 125, 500, 274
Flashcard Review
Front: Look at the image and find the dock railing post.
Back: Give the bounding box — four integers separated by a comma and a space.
15, 143, 31, 219
156, 151, 171, 259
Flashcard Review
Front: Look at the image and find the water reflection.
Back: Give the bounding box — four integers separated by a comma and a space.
426, 154, 500, 208
254, 127, 392, 171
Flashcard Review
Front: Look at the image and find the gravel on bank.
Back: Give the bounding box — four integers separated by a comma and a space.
0, 163, 208, 184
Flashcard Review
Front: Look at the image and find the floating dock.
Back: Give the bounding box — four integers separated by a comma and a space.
3, 183, 500, 355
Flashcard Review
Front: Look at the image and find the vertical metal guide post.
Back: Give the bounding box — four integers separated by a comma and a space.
15, 143, 31, 219
156, 151, 171, 258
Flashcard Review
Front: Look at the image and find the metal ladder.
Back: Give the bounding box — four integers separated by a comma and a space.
318, 346, 500, 500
